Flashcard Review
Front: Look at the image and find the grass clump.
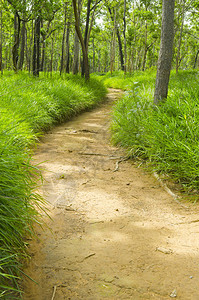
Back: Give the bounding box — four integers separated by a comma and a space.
0, 72, 107, 298
108, 70, 199, 193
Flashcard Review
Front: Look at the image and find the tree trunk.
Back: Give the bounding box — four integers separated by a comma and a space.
81, 0, 91, 77
65, 20, 70, 73
32, 16, 41, 76
110, 7, 116, 74
154, 0, 175, 105
193, 49, 199, 69
12, 12, 21, 72
98, 49, 101, 72
123, 0, 127, 74
73, 31, 80, 74
72, 0, 81, 75
60, 7, 67, 75
50, 33, 54, 75
108, 6, 124, 71
92, 37, 95, 72
176, 0, 185, 74
19, 20, 26, 70
142, 21, 148, 71
72, 0, 90, 80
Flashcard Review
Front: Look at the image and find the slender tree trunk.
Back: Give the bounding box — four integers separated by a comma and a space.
73, 31, 80, 74
142, 21, 148, 71
123, 0, 127, 74
98, 49, 101, 72
33, 16, 41, 76
60, 6, 67, 75
81, 0, 91, 77
40, 39, 46, 72
72, 0, 90, 80
154, 0, 175, 105
12, 12, 21, 72
19, 20, 26, 70
110, 7, 116, 74
176, 0, 185, 74
72, 0, 81, 75
194, 50, 199, 69
50, 33, 54, 75
32, 16, 41, 76
65, 20, 70, 73
108, 6, 124, 71
92, 37, 95, 72
36, 17, 41, 75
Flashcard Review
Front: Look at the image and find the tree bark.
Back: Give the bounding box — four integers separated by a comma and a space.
92, 37, 95, 72
176, 0, 185, 74
108, 6, 124, 71
12, 12, 21, 72
194, 49, 199, 69
72, 0, 90, 80
123, 0, 127, 73
60, 6, 67, 75
72, 0, 81, 75
73, 31, 80, 74
32, 16, 41, 76
19, 20, 26, 70
65, 19, 70, 73
81, 0, 91, 77
154, 0, 175, 105
110, 7, 116, 74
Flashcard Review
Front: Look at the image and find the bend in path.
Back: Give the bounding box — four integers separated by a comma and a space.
23, 89, 199, 300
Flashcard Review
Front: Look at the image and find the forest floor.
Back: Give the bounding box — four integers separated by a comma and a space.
23, 89, 199, 300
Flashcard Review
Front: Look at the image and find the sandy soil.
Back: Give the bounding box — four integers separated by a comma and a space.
22, 89, 199, 300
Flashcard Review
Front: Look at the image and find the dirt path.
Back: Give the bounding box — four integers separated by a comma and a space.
23, 89, 199, 300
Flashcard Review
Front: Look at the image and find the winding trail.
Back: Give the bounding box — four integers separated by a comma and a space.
23, 89, 199, 300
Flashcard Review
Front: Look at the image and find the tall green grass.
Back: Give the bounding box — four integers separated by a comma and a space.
0, 72, 107, 298
98, 70, 199, 194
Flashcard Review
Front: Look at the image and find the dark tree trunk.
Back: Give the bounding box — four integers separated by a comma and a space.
32, 16, 41, 76
60, 7, 67, 75
194, 50, 199, 69
123, 0, 127, 73
12, 12, 21, 72
108, 6, 124, 71
154, 0, 175, 105
81, 0, 91, 77
65, 20, 70, 73
19, 20, 26, 70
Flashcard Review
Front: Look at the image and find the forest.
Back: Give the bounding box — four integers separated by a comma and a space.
0, 0, 198, 77
1, 0, 199, 298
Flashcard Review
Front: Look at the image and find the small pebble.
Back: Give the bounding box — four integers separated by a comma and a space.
170, 290, 177, 298
170, 289, 177, 298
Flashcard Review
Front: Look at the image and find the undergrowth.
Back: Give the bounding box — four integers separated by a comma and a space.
0, 72, 107, 298
97, 70, 199, 194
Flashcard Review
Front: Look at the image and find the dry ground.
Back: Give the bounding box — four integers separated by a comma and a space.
22, 89, 199, 300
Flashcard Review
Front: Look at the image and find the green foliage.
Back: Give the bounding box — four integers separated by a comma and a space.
103, 70, 199, 194
0, 72, 107, 298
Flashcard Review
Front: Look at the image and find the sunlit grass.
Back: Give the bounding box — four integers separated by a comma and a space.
0, 72, 107, 298
97, 70, 199, 194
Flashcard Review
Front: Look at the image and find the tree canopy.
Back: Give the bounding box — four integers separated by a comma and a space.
0, 0, 198, 78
